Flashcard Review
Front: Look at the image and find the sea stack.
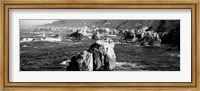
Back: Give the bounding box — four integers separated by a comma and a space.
88, 38, 116, 71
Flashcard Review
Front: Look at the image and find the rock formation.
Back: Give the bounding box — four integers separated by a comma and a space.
88, 38, 116, 71
141, 31, 161, 46
66, 38, 116, 71
69, 30, 85, 40
66, 51, 93, 71
92, 31, 102, 40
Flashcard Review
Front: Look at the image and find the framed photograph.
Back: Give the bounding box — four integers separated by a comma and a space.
0, 0, 199, 91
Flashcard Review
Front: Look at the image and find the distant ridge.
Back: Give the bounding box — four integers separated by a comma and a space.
21, 20, 180, 33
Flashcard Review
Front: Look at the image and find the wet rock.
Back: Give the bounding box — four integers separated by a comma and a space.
66, 51, 93, 71
88, 38, 116, 71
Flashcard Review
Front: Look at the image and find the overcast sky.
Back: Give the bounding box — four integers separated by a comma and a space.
20, 20, 58, 28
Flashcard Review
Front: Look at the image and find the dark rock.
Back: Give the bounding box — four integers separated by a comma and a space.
92, 31, 102, 40
69, 30, 85, 40
66, 51, 93, 71
88, 38, 116, 71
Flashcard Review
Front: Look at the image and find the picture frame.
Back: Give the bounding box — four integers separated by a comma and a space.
0, 0, 199, 91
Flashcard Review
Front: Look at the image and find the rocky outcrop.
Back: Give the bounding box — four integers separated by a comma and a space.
92, 31, 102, 40
69, 30, 85, 40
140, 31, 161, 46
88, 38, 116, 71
66, 51, 93, 71
66, 38, 116, 71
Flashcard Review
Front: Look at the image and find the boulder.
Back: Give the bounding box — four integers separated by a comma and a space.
92, 31, 102, 40
88, 38, 116, 71
69, 30, 85, 40
66, 51, 93, 71
141, 31, 161, 46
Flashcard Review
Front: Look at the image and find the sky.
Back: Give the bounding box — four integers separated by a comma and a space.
20, 20, 58, 28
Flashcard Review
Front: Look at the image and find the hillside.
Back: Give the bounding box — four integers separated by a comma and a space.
23, 20, 180, 34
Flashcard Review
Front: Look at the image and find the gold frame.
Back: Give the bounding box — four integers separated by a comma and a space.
0, 0, 199, 91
